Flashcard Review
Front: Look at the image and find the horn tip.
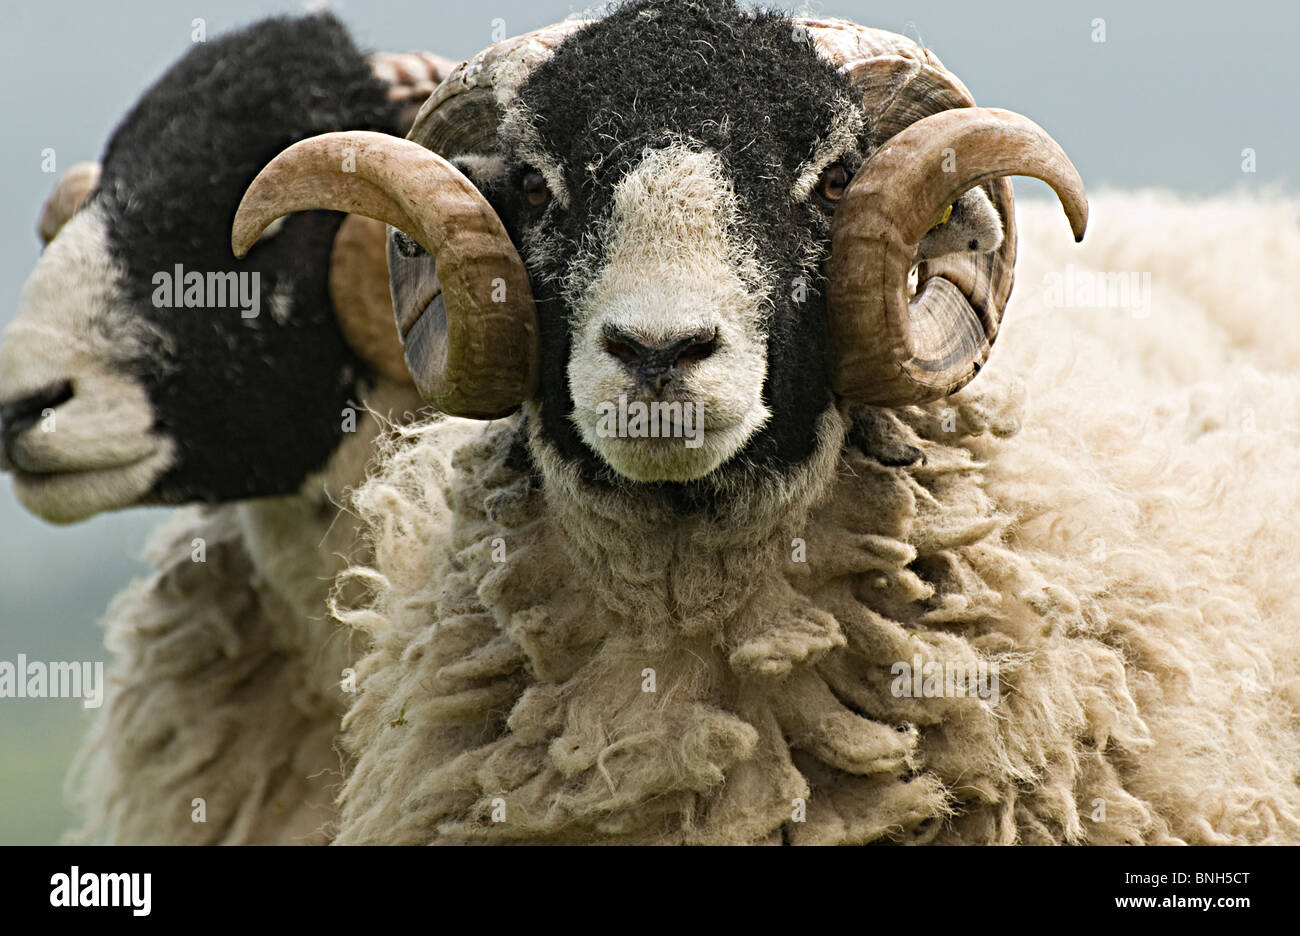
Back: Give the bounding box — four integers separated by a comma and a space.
230, 214, 261, 259
1069, 198, 1089, 242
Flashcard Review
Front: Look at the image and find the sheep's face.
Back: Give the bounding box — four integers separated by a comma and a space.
556, 142, 775, 483
0, 195, 363, 525
465, 1, 868, 488
0, 204, 177, 522
0, 15, 399, 523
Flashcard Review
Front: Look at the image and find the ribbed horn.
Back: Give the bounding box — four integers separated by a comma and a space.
827, 107, 1087, 405
232, 130, 537, 418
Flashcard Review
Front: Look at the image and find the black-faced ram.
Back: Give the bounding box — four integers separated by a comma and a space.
0, 14, 456, 844
244, 0, 1300, 843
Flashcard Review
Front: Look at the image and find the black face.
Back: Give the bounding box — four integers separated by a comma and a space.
95, 13, 401, 504
475, 0, 869, 502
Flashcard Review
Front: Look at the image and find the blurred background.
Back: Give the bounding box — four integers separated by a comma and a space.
0, 0, 1294, 843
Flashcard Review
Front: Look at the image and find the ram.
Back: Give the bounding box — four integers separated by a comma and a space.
0, 14, 457, 844
237, 0, 1300, 845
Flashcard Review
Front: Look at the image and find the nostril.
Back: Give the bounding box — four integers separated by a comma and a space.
0, 380, 74, 439
603, 338, 644, 367
671, 331, 718, 367
601, 325, 720, 370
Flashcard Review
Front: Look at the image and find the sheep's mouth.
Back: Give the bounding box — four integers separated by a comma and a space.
0, 405, 172, 524
578, 406, 766, 484
5, 445, 173, 525
1, 423, 163, 478
0, 368, 164, 473
4, 450, 155, 479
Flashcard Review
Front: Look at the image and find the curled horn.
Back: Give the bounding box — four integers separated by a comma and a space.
802, 21, 1087, 405
232, 130, 536, 418
235, 24, 580, 416
325, 51, 462, 388
827, 108, 1087, 404
38, 162, 101, 244
380, 22, 585, 414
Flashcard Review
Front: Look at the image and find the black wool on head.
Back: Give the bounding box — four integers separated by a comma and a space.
94, 14, 404, 504
497, 0, 868, 499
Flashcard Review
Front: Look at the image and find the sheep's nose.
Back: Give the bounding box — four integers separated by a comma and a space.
0, 380, 73, 458
602, 326, 718, 393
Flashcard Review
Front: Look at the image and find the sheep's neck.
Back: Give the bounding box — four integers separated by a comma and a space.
533, 408, 848, 636
237, 377, 422, 643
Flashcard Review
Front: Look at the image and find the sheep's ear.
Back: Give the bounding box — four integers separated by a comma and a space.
330, 214, 414, 385
916, 187, 1003, 261
37, 162, 101, 244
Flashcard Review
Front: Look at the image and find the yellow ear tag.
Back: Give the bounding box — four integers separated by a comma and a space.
937, 204, 953, 225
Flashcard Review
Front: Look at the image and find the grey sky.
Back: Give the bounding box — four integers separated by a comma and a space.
0, 0, 1292, 842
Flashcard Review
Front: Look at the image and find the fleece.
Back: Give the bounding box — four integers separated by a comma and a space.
329, 190, 1300, 844
64, 381, 424, 845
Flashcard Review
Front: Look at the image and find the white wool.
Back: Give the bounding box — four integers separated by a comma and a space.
65, 504, 349, 844
976, 190, 1300, 841
331, 190, 1300, 844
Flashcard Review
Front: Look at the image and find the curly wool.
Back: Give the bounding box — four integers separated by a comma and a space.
64, 504, 351, 844
64, 385, 422, 845
332, 191, 1300, 844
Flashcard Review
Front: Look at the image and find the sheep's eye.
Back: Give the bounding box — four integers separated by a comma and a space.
392, 230, 426, 258
521, 170, 551, 207
816, 164, 850, 202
